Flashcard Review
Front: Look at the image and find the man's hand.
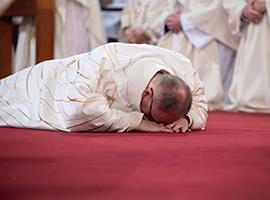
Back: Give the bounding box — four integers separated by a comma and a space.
252, 0, 267, 14
243, 0, 264, 23
166, 117, 189, 133
125, 28, 150, 43
135, 119, 173, 133
125, 27, 135, 42
166, 11, 182, 33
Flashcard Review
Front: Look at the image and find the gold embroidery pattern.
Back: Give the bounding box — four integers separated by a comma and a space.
44, 84, 55, 99
26, 66, 35, 99
1, 109, 25, 128
66, 112, 106, 130
67, 97, 101, 103
105, 123, 113, 132
87, 56, 102, 68
0, 115, 9, 126
38, 113, 62, 131
16, 107, 32, 121
77, 71, 89, 81
108, 86, 117, 108
66, 58, 77, 68
104, 46, 116, 70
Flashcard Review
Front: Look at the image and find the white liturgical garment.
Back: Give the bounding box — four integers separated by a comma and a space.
0, 43, 207, 132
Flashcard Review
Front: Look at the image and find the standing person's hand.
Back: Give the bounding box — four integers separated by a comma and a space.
130, 29, 150, 43
125, 27, 136, 42
242, 0, 264, 23
166, 11, 182, 33
252, 0, 267, 14
125, 28, 150, 43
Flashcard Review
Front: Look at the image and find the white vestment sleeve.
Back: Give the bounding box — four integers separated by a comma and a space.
187, 69, 208, 130
54, 56, 144, 133
55, 81, 144, 132
181, 14, 214, 49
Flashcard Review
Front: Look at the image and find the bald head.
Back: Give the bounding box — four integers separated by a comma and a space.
152, 73, 192, 123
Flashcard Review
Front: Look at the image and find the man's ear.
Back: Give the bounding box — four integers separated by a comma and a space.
141, 87, 153, 98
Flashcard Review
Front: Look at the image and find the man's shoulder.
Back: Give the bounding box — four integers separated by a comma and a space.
104, 43, 190, 61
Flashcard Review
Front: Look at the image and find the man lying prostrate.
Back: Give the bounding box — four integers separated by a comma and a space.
0, 43, 208, 133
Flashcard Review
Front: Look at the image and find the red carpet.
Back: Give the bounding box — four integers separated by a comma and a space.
0, 111, 270, 200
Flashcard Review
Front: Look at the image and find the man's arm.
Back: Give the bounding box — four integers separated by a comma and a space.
55, 84, 144, 132
135, 119, 173, 133
187, 69, 208, 130
57, 94, 173, 133
55, 74, 173, 133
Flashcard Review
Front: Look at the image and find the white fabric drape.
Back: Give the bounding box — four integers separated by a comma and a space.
224, 0, 270, 113
0, 43, 207, 132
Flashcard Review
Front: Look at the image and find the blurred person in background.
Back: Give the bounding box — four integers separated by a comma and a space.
223, 0, 270, 113
119, 0, 171, 44
158, 0, 239, 110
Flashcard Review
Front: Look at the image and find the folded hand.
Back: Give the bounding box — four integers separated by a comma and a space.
166, 11, 182, 33
166, 117, 189, 133
125, 28, 150, 43
243, 0, 266, 24
136, 119, 174, 133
